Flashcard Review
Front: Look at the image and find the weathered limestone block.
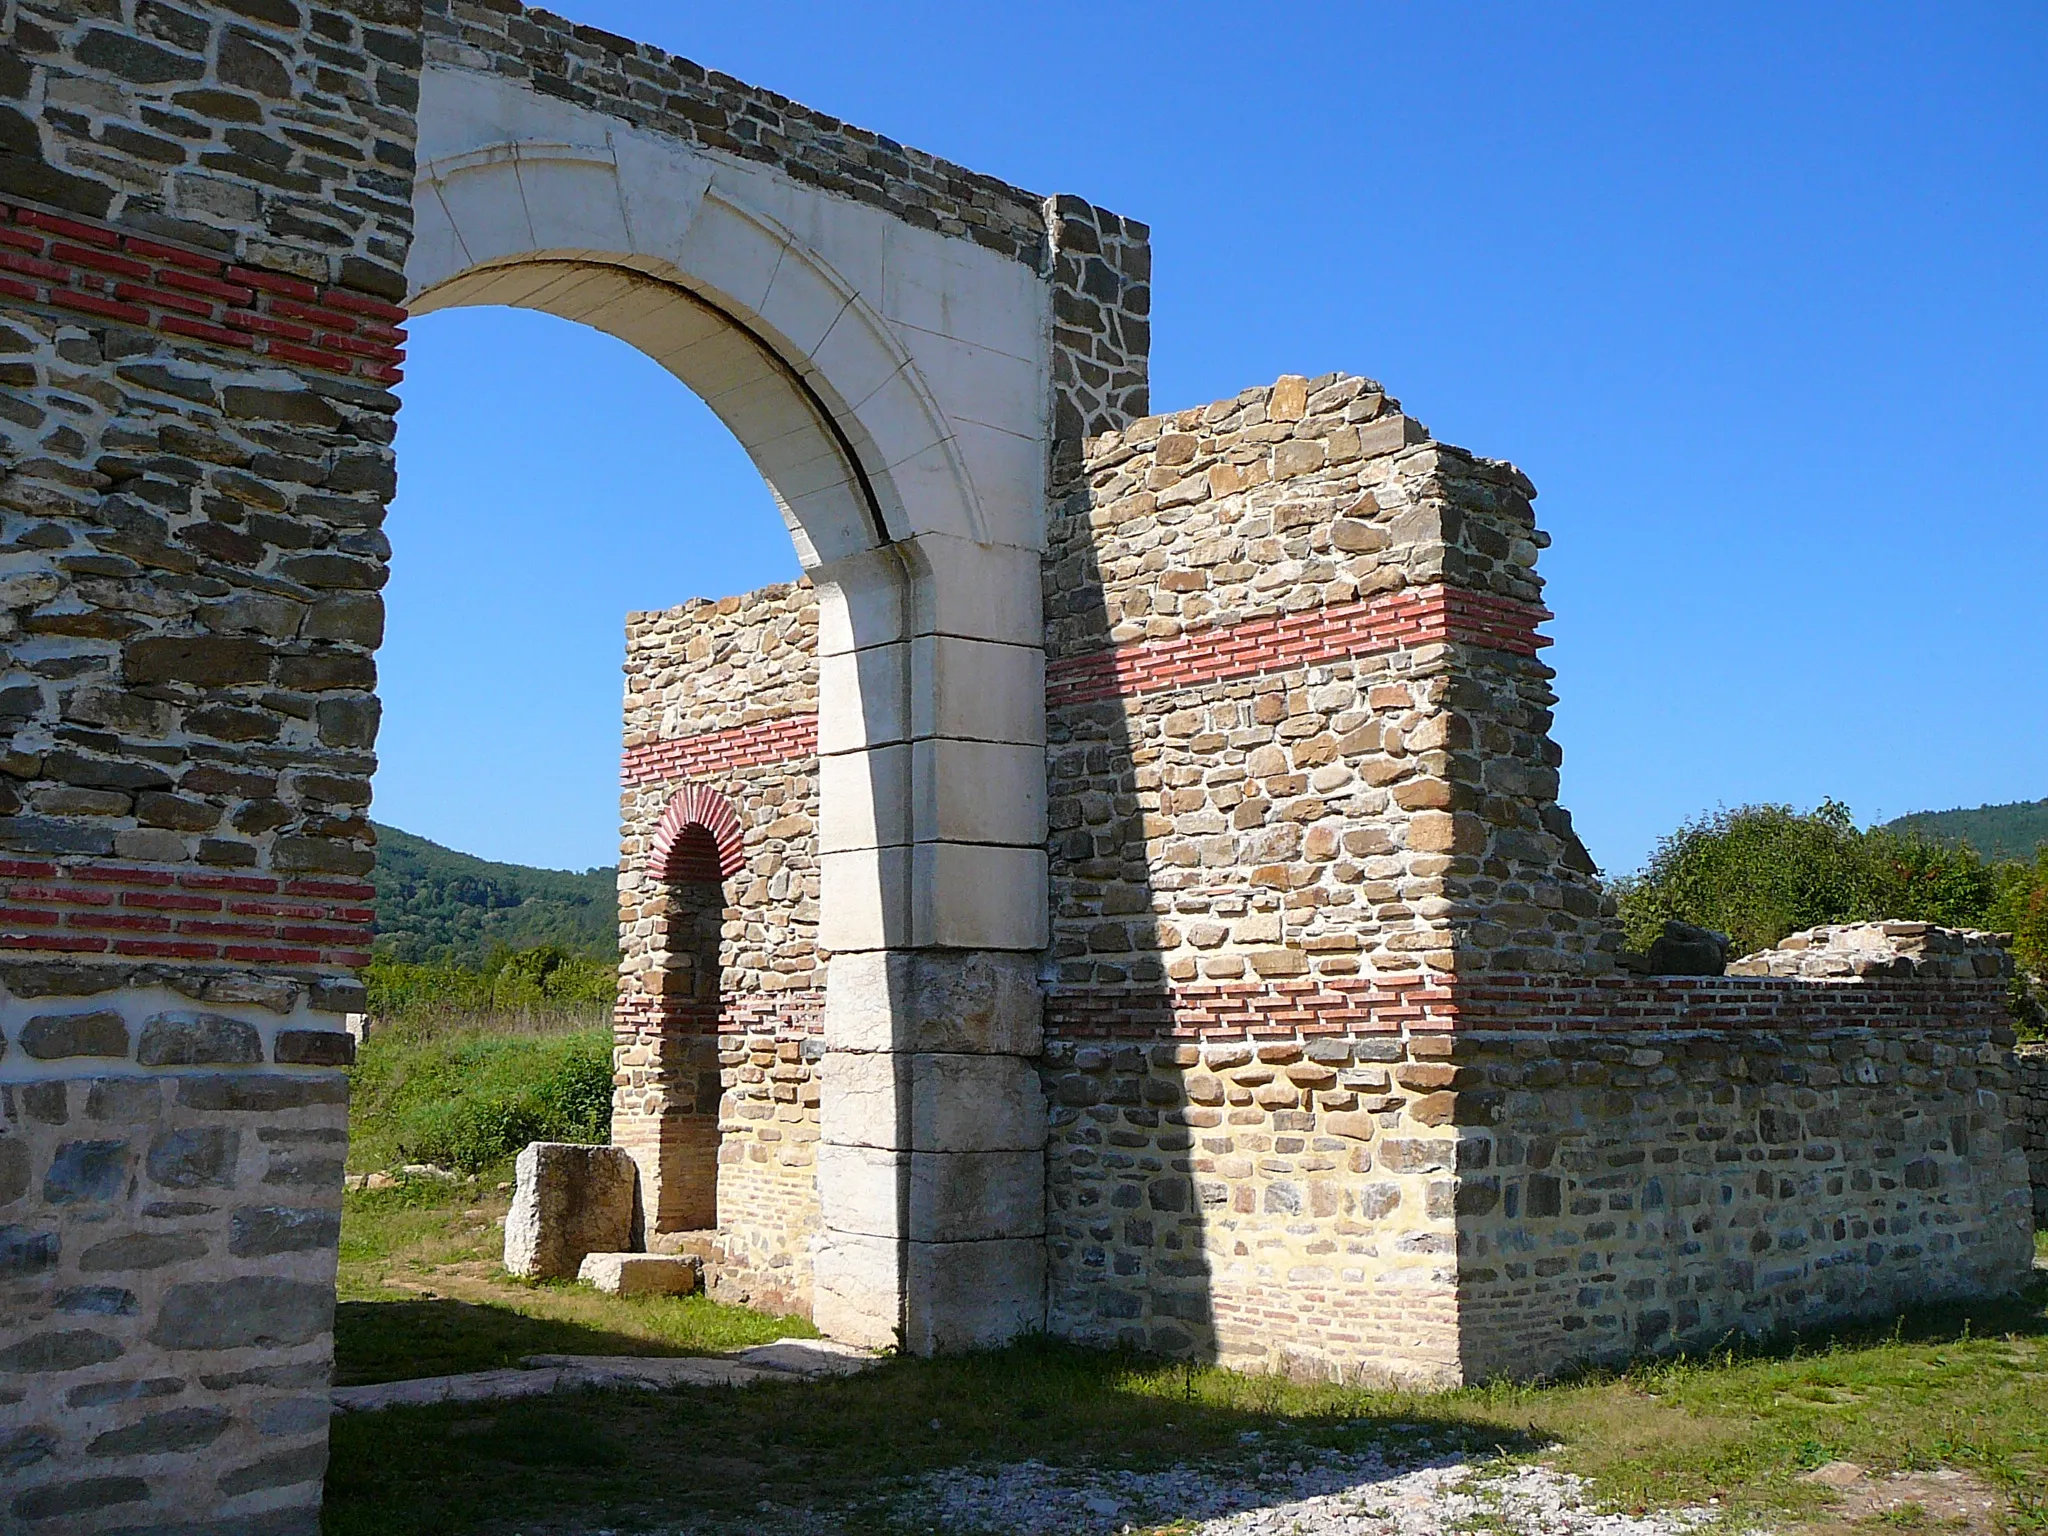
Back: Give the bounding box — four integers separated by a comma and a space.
503, 1143, 638, 1281
576, 1252, 701, 1297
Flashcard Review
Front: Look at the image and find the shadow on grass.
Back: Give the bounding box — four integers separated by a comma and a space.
323, 1334, 1538, 1536
335, 1298, 703, 1387
323, 1281, 2048, 1536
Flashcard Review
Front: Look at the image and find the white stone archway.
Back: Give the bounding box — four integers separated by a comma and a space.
405, 65, 1052, 1350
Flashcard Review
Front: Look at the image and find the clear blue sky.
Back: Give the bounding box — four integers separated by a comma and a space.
377, 1, 2046, 876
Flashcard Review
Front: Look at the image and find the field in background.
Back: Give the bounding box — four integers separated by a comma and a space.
346, 1012, 612, 1175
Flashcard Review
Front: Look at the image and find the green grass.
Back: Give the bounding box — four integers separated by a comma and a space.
346, 1019, 611, 1174
334, 1177, 811, 1385
325, 1226, 2048, 1536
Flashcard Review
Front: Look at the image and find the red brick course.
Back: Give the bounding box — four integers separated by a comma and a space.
1044, 972, 2012, 1043
621, 714, 818, 787
0, 198, 406, 385
1046, 583, 1551, 709
0, 859, 373, 967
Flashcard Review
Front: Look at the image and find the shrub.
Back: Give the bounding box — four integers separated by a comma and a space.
1615, 800, 2046, 1037
1616, 800, 2024, 955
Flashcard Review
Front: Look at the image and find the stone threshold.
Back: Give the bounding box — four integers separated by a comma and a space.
330, 1338, 879, 1413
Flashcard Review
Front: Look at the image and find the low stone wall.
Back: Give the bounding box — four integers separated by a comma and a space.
1043, 957, 2032, 1386
2020, 1043, 2048, 1224
1452, 968, 2031, 1381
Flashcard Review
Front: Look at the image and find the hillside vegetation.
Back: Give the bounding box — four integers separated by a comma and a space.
370, 822, 616, 965
1883, 797, 2048, 860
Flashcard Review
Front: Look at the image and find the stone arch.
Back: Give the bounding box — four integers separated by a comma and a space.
647, 783, 746, 884
403, 64, 1057, 1351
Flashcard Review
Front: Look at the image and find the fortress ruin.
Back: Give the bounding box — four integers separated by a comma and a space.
0, 3, 2035, 1529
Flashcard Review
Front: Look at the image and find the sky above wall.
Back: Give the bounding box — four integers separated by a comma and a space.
375, 1, 2047, 876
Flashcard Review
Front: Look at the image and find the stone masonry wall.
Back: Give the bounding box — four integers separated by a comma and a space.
422, 0, 1149, 453
1040, 375, 2034, 1382
617, 582, 823, 1313
2018, 1042, 2048, 1224
1, 2, 418, 1528
1452, 948, 2031, 1382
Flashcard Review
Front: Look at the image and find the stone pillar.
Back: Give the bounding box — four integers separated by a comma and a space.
808, 538, 1050, 1351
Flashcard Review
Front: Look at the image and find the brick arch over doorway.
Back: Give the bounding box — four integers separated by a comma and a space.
647, 783, 746, 884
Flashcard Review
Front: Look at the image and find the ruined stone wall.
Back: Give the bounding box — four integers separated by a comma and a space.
1, 1, 417, 1526
617, 582, 822, 1310
1040, 377, 2033, 1382
2005, 1041, 2045, 1224
1452, 939, 2032, 1381
1038, 374, 1607, 1378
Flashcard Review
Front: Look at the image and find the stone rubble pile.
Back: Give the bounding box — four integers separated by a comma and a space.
1728, 922, 2015, 980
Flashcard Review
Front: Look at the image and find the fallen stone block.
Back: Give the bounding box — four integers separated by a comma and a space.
522, 1354, 778, 1389
577, 1251, 700, 1297
730, 1337, 883, 1378
503, 1142, 637, 1280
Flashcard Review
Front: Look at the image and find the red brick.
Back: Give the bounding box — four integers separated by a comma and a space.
322, 287, 409, 322
73, 865, 177, 886
179, 873, 279, 893
263, 339, 352, 373
223, 944, 321, 963
157, 269, 254, 304
55, 242, 152, 280
0, 933, 109, 952
89, 913, 175, 933
175, 919, 274, 938
161, 316, 254, 349
0, 275, 39, 303
225, 308, 315, 342
118, 281, 212, 317
268, 296, 362, 331
124, 891, 221, 912
226, 265, 319, 300
0, 248, 67, 282
19, 209, 119, 246
114, 938, 217, 958
122, 236, 224, 273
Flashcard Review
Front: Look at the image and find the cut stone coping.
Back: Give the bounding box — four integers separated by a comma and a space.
330, 1338, 880, 1413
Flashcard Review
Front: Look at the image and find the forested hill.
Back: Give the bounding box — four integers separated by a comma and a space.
369, 823, 617, 965
1882, 799, 2048, 861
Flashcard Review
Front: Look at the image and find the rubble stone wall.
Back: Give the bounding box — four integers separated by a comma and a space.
1, 1, 417, 1527
2019, 1042, 2048, 1223
1038, 378, 2035, 1382
1451, 965, 2031, 1382
617, 583, 824, 1310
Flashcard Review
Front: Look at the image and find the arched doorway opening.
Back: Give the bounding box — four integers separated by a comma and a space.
403, 73, 1058, 1349
617, 785, 748, 1236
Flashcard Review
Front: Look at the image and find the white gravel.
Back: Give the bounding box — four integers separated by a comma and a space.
592, 1442, 1753, 1535
893, 1449, 1737, 1535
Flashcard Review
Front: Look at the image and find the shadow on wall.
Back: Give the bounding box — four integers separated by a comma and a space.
1037, 376, 1484, 1377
